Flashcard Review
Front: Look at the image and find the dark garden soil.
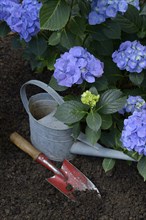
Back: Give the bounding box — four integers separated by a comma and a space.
1, 36, 146, 220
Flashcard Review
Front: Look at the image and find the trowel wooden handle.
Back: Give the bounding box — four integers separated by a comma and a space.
10, 132, 41, 160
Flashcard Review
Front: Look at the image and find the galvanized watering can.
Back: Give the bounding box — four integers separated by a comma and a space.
20, 80, 74, 162
20, 80, 136, 162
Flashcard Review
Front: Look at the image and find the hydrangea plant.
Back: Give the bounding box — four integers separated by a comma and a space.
119, 95, 145, 114
121, 109, 146, 155
1, 0, 146, 180
88, 0, 140, 25
54, 46, 104, 87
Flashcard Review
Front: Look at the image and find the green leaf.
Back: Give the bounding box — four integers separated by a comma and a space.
139, 4, 146, 16
94, 40, 113, 56
100, 131, 115, 148
87, 25, 108, 41
114, 5, 142, 33
60, 29, 75, 49
98, 89, 127, 114
40, 0, 71, 31
101, 129, 124, 151
60, 28, 82, 49
0, 22, 10, 37
102, 21, 121, 39
137, 157, 146, 181
104, 58, 121, 84
68, 16, 86, 36
49, 76, 67, 91
47, 51, 57, 71
102, 158, 116, 173
101, 114, 112, 130
72, 122, 80, 140
129, 72, 144, 86
77, 0, 90, 17
55, 101, 88, 124
142, 16, 146, 31
85, 126, 101, 145
141, 72, 146, 89
89, 87, 98, 95
28, 36, 47, 56
124, 150, 142, 161
93, 76, 108, 91
86, 111, 102, 132
48, 31, 61, 45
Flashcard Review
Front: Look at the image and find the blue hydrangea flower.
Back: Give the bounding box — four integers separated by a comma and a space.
88, 0, 140, 25
0, 0, 19, 21
53, 46, 104, 87
5, 0, 42, 42
121, 109, 146, 155
112, 40, 146, 73
119, 96, 145, 114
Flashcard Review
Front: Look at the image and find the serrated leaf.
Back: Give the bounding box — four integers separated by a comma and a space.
101, 114, 112, 130
114, 5, 142, 33
137, 157, 146, 181
89, 87, 98, 95
102, 21, 121, 39
104, 58, 121, 84
72, 122, 80, 140
49, 76, 67, 91
93, 76, 108, 91
60, 28, 81, 49
86, 111, 102, 132
55, 101, 88, 124
40, 0, 71, 31
60, 29, 76, 49
68, 16, 86, 36
100, 131, 115, 148
85, 126, 101, 145
77, 0, 90, 16
95, 40, 113, 56
139, 4, 146, 16
129, 72, 144, 86
28, 36, 47, 56
47, 53, 57, 71
98, 89, 127, 114
87, 25, 108, 41
48, 31, 61, 46
102, 158, 116, 173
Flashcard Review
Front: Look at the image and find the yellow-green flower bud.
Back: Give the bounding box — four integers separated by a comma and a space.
81, 90, 100, 108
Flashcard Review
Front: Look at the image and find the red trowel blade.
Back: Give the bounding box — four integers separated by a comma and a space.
47, 159, 101, 201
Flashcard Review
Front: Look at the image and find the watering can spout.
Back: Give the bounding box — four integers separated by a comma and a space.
70, 133, 136, 162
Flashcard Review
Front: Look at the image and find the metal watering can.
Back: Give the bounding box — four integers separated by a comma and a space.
20, 80, 136, 162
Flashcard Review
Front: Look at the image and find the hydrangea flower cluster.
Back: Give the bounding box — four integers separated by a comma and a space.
0, 0, 19, 21
88, 0, 140, 25
112, 40, 146, 73
53, 46, 104, 87
81, 90, 100, 108
0, 0, 42, 42
121, 109, 146, 156
119, 95, 146, 114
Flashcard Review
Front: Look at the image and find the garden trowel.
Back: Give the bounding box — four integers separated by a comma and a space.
10, 132, 101, 201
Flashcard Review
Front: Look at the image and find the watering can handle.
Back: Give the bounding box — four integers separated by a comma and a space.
20, 80, 64, 113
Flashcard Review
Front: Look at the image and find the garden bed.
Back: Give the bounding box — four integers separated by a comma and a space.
1, 37, 146, 220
